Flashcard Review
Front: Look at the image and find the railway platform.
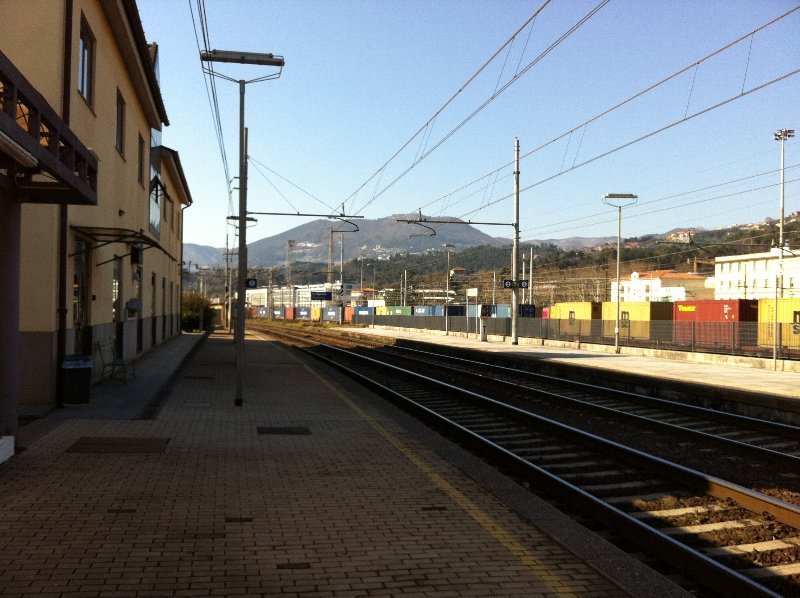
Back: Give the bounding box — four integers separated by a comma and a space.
0, 330, 687, 596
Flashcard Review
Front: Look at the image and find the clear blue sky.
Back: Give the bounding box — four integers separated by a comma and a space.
137, 0, 799, 249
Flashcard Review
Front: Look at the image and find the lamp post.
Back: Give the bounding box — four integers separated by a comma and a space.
443, 243, 454, 335
602, 193, 638, 354
773, 128, 794, 367
200, 49, 284, 407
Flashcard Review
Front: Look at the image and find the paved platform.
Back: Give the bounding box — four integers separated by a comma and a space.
342, 326, 800, 404
0, 331, 688, 596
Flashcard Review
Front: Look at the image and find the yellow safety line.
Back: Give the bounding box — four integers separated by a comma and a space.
298, 358, 578, 596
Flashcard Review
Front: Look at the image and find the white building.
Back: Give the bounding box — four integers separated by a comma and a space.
247, 283, 353, 308
611, 270, 711, 302
714, 248, 800, 300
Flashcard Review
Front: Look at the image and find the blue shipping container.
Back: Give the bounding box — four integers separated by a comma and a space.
519, 304, 536, 318
297, 307, 311, 320
355, 307, 374, 316
323, 307, 341, 322
272, 307, 285, 319
414, 305, 434, 316
467, 304, 492, 318
494, 304, 511, 318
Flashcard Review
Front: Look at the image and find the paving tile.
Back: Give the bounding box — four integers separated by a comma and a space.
0, 332, 679, 596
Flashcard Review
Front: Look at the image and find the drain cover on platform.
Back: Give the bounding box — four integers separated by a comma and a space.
257, 426, 311, 436
66, 437, 170, 453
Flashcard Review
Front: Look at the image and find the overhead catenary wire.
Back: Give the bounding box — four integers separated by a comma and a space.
521, 176, 800, 241
342, 0, 555, 215
189, 0, 234, 217
459, 64, 800, 224
409, 6, 800, 224
352, 0, 610, 216
520, 163, 800, 237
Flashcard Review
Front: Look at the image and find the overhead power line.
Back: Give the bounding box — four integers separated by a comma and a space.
189, 0, 234, 216
434, 6, 800, 223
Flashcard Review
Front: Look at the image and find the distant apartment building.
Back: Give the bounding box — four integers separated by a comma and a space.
714, 249, 800, 300
611, 270, 712, 302
0, 1, 192, 460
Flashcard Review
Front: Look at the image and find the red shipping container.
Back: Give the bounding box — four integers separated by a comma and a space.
284, 307, 296, 320
344, 306, 354, 323
673, 300, 758, 350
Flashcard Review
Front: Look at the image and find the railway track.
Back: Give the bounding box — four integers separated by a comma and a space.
250, 323, 800, 596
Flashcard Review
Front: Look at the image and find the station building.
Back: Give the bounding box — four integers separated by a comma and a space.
0, 0, 192, 462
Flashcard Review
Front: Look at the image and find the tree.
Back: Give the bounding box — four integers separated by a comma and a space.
182, 293, 215, 331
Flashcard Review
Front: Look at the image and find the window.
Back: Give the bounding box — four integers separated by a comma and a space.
149, 178, 163, 236
137, 135, 145, 185
78, 17, 95, 103
115, 90, 125, 154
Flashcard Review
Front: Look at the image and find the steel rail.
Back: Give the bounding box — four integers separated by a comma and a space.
299, 340, 784, 597
375, 347, 800, 467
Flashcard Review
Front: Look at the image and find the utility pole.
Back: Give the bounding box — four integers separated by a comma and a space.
511, 138, 520, 345
287, 239, 294, 308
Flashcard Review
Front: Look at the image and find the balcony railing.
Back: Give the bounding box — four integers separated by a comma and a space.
0, 49, 97, 205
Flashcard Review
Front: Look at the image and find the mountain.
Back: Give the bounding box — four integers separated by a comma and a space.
183, 243, 225, 267
538, 237, 615, 251
183, 215, 617, 267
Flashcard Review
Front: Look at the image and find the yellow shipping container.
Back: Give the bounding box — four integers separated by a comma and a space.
311, 307, 323, 322
548, 302, 601, 338
601, 302, 673, 341
757, 298, 800, 348
376, 305, 388, 316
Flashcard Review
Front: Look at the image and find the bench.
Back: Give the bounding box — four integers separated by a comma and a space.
95, 340, 135, 383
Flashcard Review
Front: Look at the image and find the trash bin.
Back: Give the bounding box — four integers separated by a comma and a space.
61, 355, 93, 406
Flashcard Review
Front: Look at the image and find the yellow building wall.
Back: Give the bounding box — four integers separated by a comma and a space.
3, 1, 189, 405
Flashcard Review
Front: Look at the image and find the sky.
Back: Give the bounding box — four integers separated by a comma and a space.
137, 0, 799, 250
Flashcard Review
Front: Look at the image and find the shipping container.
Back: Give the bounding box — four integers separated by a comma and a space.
548, 302, 602, 338
414, 305, 435, 316
376, 305, 388, 316
519, 304, 536, 318
272, 307, 285, 320
601, 301, 673, 342
254, 306, 269, 318
757, 298, 800, 351
296, 307, 311, 320
494, 304, 511, 318
323, 307, 341, 322
352, 306, 374, 324
311, 307, 323, 322
386, 306, 412, 316
541, 306, 550, 319
344, 306, 354, 323
466, 304, 492, 317
284, 307, 296, 321
673, 300, 758, 350
445, 305, 465, 317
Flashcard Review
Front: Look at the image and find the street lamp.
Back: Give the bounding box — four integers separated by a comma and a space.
200, 48, 284, 407
773, 128, 794, 367
443, 243, 454, 336
602, 193, 638, 354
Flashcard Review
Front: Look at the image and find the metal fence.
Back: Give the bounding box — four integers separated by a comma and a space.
353, 315, 800, 360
